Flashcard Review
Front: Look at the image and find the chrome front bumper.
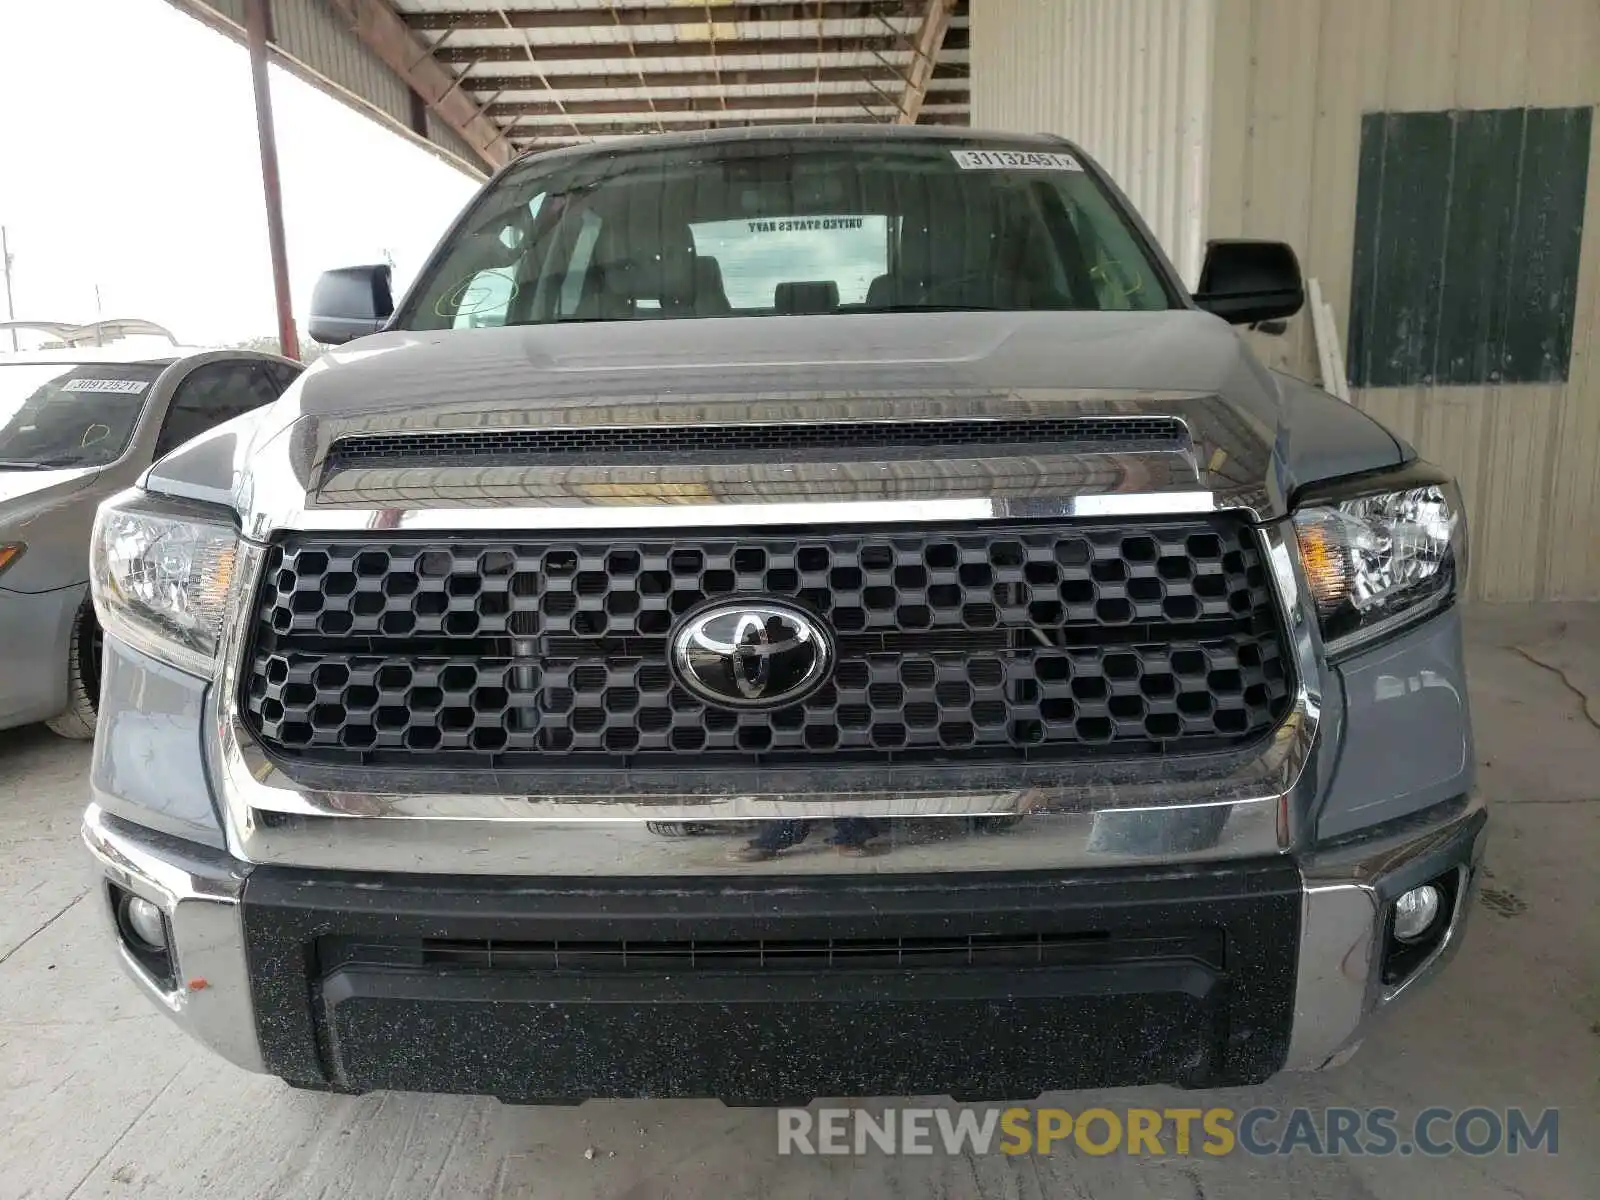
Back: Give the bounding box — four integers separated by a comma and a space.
1287, 790, 1486, 1068
82, 791, 1486, 1084
81, 806, 262, 1072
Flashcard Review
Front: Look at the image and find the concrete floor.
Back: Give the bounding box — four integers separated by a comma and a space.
2, 604, 1596, 1200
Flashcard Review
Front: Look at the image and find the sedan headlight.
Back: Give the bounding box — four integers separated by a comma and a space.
90, 491, 239, 677
1292, 465, 1466, 656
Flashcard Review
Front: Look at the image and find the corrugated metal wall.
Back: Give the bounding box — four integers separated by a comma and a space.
1209, 0, 1600, 599
973, 0, 1600, 600
165, 0, 485, 176
969, 0, 1214, 284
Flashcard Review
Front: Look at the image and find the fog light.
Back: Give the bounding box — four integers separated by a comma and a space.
1393, 884, 1442, 942
121, 894, 167, 951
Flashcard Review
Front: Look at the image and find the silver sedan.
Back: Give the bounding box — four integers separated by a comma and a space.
0, 343, 299, 737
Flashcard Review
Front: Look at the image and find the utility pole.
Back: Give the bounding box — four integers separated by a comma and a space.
1, 226, 16, 351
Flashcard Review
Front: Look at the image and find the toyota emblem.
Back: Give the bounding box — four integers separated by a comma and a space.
669, 601, 833, 710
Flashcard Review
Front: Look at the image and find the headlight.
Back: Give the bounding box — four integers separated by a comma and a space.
1292, 465, 1466, 656
90, 491, 239, 677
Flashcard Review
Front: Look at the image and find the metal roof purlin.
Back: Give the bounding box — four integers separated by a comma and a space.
434, 31, 973, 68
323, 0, 511, 168
855, 69, 905, 120
164, 1, 971, 163
706, 1, 729, 115
497, 6, 582, 140
607, 0, 665, 134
812, 0, 824, 124
404, 3, 946, 33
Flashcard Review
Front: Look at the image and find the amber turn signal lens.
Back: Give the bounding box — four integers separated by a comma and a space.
0, 543, 24, 577
1294, 517, 1348, 615
199, 542, 237, 612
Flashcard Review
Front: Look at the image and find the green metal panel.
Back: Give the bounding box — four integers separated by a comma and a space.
1502, 106, 1593, 384
1438, 109, 1523, 386
1347, 113, 1388, 391
1348, 106, 1592, 389
1365, 111, 1455, 387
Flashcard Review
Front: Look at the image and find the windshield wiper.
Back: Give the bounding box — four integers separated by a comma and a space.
864, 303, 1093, 314
0, 454, 90, 469
525, 307, 1018, 323
862, 304, 1013, 313
495, 305, 1057, 326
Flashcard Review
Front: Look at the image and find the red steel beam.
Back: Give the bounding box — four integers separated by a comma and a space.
244, 0, 298, 360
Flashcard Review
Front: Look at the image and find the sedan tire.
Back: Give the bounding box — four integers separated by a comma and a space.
46, 600, 100, 740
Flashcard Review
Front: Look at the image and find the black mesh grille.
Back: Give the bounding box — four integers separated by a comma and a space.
241, 519, 1292, 769
318, 929, 1226, 975
322, 417, 1189, 471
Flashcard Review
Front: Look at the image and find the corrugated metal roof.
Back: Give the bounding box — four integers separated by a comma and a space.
166, 0, 485, 170
163, 0, 970, 173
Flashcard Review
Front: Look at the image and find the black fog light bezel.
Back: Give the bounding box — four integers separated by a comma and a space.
1380, 867, 1461, 985
109, 883, 176, 989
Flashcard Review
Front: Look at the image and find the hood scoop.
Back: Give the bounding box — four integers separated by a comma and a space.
322, 416, 1192, 476
299, 393, 1242, 513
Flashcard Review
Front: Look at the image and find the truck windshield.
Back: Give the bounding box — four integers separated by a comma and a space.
0, 363, 163, 469
400, 138, 1175, 329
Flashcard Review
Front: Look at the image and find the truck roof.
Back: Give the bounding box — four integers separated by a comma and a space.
510, 122, 1080, 169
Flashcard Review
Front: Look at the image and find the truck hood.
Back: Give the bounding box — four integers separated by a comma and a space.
148, 310, 1407, 528
297, 309, 1308, 418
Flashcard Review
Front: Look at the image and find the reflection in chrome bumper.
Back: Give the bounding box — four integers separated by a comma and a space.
84, 793, 1484, 1085
218, 800, 1284, 876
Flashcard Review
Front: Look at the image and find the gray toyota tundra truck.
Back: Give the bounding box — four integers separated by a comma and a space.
82, 126, 1482, 1104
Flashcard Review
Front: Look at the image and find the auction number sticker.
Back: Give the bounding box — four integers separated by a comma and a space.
951, 149, 1083, 171
60, 378, 150, 395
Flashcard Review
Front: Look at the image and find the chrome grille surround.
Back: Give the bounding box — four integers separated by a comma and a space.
204, 511, 1323, 876
201, 390, 1326, 876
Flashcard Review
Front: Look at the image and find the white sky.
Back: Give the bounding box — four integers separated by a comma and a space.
0, 0, 478, 347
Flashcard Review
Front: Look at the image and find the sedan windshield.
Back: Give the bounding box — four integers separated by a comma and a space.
0, 363, 164, 469
400, 137, 1175, 330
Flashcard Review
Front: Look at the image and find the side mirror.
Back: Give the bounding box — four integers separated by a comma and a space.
308, 265, 394, 345
1194, 240, 1304, 325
